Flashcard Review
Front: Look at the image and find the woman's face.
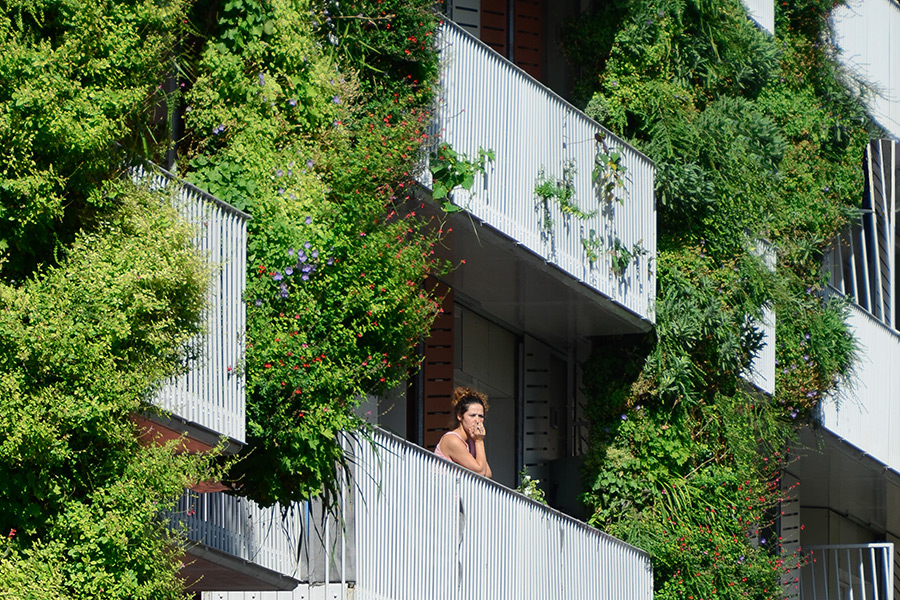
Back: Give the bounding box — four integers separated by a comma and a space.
458, 402, 484, 432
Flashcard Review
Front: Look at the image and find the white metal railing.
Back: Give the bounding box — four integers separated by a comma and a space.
131, 164, 249, 444
346, 429, 653, 600
431, 21, 657, 325
820, 298, 900, 472
741, 0, 775, 33
824, 140, 897, 331
800, 543, 895, 600
174, 491, 303, 580
199, 428, 653, 599
832, 0, 900, 138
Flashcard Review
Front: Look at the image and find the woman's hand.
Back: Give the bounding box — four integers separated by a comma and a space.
470, 423, 486, 441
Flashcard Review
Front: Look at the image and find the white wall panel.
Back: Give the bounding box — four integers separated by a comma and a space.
832, 0, 900, 138
822, 301, 900, 472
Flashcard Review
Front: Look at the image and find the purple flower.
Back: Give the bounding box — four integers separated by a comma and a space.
621, 414, 627, 421
332, 95, 341, 104
304, 242, 311, 249
276, 169, 283, 177
273, 272, 283, 281
305, 216, 312, 224
306, 158, 314, 169
790, 409, 799, 419
258, 72, 265, 86
254, 298, 263, 307
285, 266, 294, 276
759, 537, 766, 545
298, 252, 307, 263
288, 248, 295, 256
326, 257, 334, 266
311, 250, 319, 258
289, 98, 297, 107
301, 273, 310, 281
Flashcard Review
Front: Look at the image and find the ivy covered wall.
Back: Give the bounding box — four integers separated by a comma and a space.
563, 0, 874, 597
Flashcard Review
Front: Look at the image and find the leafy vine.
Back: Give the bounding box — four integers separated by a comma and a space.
429, 143, 494, 212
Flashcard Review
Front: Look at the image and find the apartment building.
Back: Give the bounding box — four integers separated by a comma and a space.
783, 0, 900, 597
161, 0, 899, 597
160, 2, 656, 598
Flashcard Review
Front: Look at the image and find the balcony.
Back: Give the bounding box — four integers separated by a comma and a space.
130, 163, 249, 448
820, 140, 900, 472
832, 0, 900, 138
189, 428, 653, 599
799, 543, 895, 600
427, 21, 656, 345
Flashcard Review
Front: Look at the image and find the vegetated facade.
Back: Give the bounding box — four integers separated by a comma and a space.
180, 1, 660, 597
551, 0, 900, 597
0, 0, 654, 598
2, 0, 896, 598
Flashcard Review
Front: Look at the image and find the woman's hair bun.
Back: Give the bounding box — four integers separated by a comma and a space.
451, 386, 489, 412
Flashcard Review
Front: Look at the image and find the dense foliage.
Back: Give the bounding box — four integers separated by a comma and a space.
0, 1, 225, 596
180, 0, 443, 504
0, 0, 443, 594
562, 0, 871, 597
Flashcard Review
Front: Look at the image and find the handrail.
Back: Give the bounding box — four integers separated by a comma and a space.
431, 20, 657, 325
343, 427, 653, 599
800, 543, 895, 600
131, 163, 248, 444
188, 427, 654, 599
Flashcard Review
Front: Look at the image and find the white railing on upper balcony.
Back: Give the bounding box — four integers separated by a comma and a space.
800, 543, 895, 600
198, 428, 654, 600
741, 0, 775, 33
832, 0, 900, 138
131, 164, 249, 444
824, 140, 897, 332
431, 21, 656, 325
820, 298, 900, 473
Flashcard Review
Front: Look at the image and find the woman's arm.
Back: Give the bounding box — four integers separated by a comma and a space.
441, 431, 492, 478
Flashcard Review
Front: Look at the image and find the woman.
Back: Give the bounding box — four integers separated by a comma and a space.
434, 387, 492, 478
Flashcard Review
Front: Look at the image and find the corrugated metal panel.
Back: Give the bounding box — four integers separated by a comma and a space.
821, 300, 900, 472
781, 472, 802, 600
832, 0, 900, 138
199, 428, 653, 599
741, 0, 775, 33
431, 21, 657, 325
347, 429, 653, 600
824, 141, 897, 331
131, 164, 248, 443
174, 492, 303, 580
800, 543, 895, 600
746, 240, 776, 395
